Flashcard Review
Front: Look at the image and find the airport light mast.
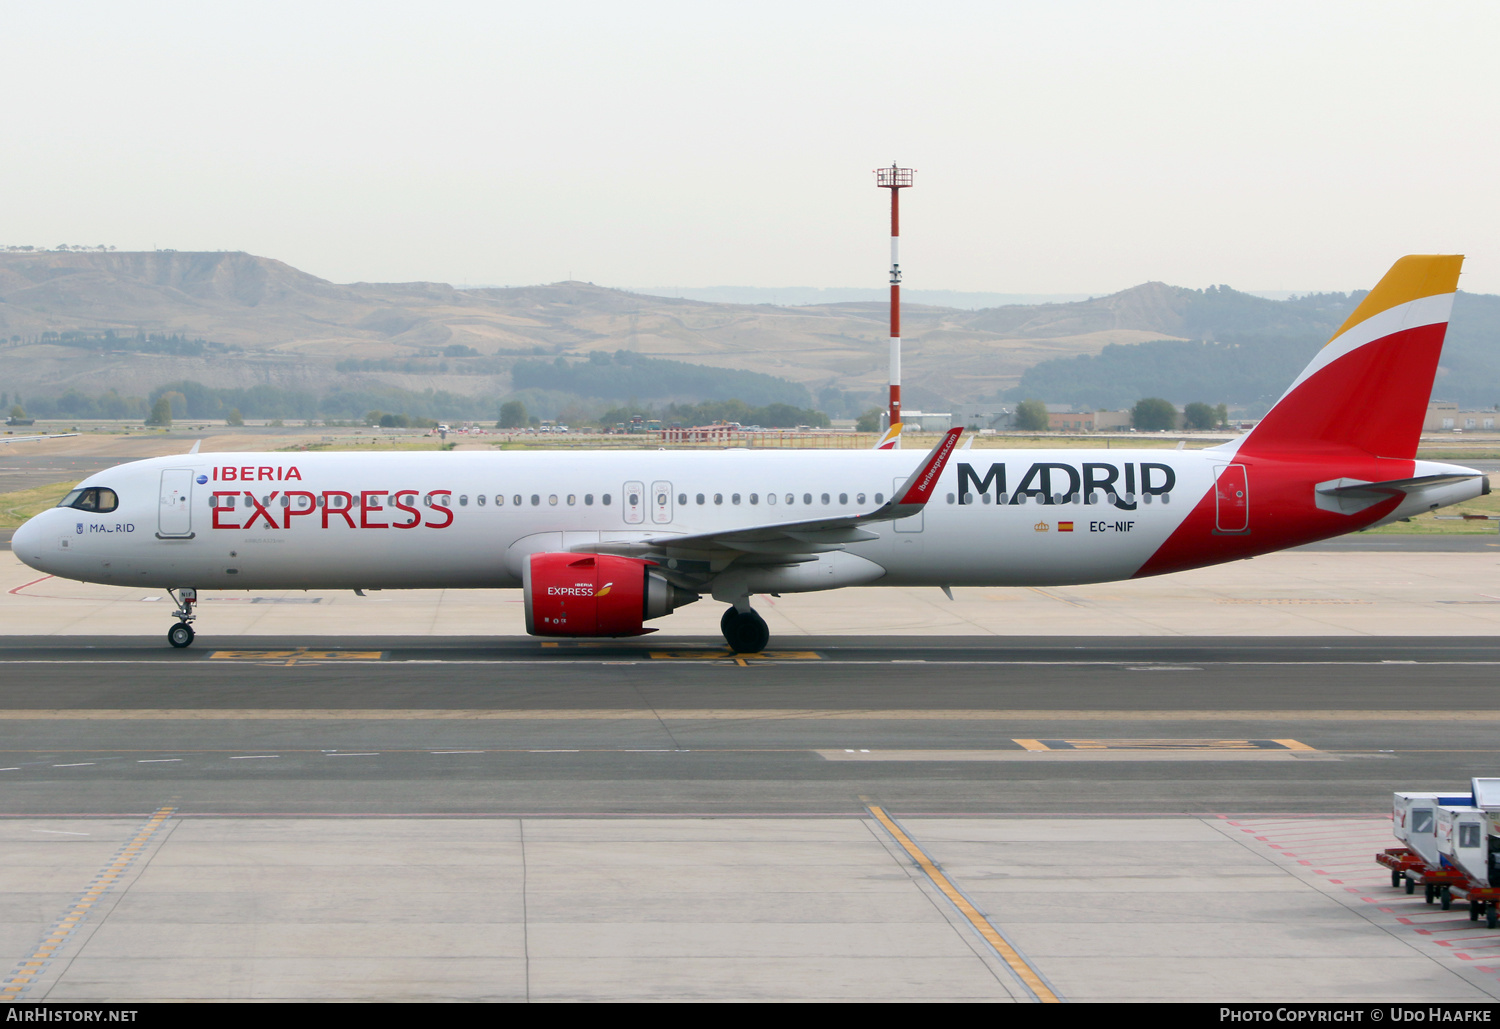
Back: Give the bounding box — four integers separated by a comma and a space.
875, 164, 914, 439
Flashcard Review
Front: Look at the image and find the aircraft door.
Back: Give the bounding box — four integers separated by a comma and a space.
157, 468, 195, 539
1214, 464, 1249, 534
623, 481, 645, 525
892, 477, 923, 532
651, 481, 673, 524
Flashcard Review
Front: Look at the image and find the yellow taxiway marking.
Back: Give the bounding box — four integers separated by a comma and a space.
0, 805, 174, 997
649, 650, 822, 662
1013, 738, 1313, 752
210, 648, 386, 665
867, 805, 1060, 1004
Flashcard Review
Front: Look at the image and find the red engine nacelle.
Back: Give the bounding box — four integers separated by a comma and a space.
523, 552, 697, 637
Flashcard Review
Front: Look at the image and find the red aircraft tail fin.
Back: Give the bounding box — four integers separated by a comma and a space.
1241, 255, 1462, 460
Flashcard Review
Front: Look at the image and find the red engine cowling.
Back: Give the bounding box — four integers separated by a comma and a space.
523, 553, 696, 637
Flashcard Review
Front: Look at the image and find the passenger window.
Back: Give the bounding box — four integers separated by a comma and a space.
281, 496, 289, 507
602, 494, 612, 506
856, 493, 866, 504
820, 493, 829, 505
732, 493, 741, 505
459, 495, 469, 506
714, 493, 723, 505
478, 495, 486, 506
696, 493, 705, 505
513, 495, 522, 507
678, 493, 686, 506
875, 493, 883, 503
496, 495, 505, 506
804, 493, 812, 505
584, 494, 594, 506
948, 493, 956, 504
767, 494, 776, 505
423, 495, 432, 507
531, 495, 541, 506
629, 493, 640, 505
749, 493, 758, 505
839, 493, 847, 504
549, 495, 558, 506
440, 495, 451, 507
786, 494, 794, 505
567, 494, 576, 506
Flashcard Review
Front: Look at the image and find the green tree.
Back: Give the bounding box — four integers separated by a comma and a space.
1214, 403, 1229, 429
855, 407, 884, 433
225, 408, 244, 426
1182, 402, 1217, 430
498, 400, 528, 428
1014, 399, 1049, 431
9, 404, 24, 419
146, 397, 173, 427
1131, 397, 1177, 431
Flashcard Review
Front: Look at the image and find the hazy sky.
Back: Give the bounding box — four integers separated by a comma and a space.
5, 2, 1498, 294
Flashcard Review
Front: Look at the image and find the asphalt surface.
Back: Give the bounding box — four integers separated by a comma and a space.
0, 634, 1493, 818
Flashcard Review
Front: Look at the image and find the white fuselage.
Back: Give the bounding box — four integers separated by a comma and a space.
14, 447, 1234, 592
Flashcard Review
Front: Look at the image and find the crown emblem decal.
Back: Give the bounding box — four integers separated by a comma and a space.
1033, 520, 1050, 532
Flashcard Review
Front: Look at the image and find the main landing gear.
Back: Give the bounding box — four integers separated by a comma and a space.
166, 587, 198, 649
721, 605, 769, 654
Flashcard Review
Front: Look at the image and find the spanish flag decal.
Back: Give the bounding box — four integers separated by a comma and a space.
1058, 522, 1074, 532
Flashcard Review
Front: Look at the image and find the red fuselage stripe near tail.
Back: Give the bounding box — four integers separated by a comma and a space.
1134, 451, 1412, 578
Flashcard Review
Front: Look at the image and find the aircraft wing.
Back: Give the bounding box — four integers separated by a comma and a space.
577, 426, 964, 560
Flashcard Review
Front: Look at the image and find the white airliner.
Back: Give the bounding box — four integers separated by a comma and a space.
11, 256, 1488, 652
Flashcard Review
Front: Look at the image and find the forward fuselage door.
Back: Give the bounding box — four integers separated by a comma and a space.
651, 481, 673, 524
1213, 464, 1249, 534
623, 481, 645, 525
158, 468, 195, 539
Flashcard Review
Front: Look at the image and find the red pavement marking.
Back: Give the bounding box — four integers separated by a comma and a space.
7, 574, 53, 596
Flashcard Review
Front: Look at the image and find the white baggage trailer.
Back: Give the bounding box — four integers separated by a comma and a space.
1379, 791, 1471, 890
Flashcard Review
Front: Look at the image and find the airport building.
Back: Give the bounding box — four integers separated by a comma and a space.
1425, 400, 1497, 431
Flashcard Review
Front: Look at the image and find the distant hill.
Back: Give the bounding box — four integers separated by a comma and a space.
2, 251, 1496, 419
1015, 286, 1500, 412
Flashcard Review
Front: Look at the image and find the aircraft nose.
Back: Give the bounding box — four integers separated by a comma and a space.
11, 512, 53, 572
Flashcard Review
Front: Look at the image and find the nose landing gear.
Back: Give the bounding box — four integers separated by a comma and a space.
720, 605, 769, 654
166, 588, 198, 648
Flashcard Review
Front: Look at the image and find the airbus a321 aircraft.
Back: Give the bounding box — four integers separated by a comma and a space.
11, 255, 1488, 653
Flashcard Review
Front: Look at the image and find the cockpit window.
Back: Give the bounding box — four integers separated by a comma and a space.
59, 487, 118, 513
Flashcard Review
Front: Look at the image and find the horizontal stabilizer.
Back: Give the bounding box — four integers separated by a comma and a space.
1315, 472, 1487, 515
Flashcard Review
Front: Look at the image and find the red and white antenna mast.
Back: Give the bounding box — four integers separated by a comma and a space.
875, 164, 914, 441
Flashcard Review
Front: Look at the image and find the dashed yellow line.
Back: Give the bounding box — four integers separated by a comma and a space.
0, 805, 174, 999
210, 649, 385, 665
1014, 738, 1313, 752
648, 650, 821, 662
866, 805, 1061, 1003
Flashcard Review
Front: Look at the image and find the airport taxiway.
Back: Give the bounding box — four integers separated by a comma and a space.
3, 542, 1500, 1000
